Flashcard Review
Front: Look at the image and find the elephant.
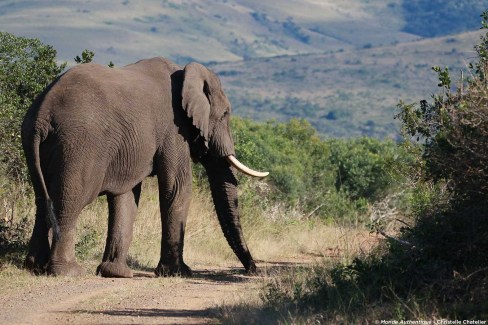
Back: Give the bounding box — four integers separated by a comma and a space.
21, 57, 268, 278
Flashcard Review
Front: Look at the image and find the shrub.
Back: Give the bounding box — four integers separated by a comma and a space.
74, 49, 94, 64
0, 33, 67, 265
0, 32, 66, 184
328, 137, 407, 201
0, 216, 31, 257
230, 117, 408, 222
244, 9, 488, 323
397, 12, 488, 204
231, 118, 335, 208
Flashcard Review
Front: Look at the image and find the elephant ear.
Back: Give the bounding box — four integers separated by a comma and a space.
182, 62, 211, 156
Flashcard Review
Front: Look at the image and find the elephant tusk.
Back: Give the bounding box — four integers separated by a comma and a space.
226, 155, 269, 178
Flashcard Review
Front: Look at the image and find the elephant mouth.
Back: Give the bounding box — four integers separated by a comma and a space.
225, 155, 269, 178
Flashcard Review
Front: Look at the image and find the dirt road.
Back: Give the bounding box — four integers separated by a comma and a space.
0, 227, 377, 324
0, 261, 297, 325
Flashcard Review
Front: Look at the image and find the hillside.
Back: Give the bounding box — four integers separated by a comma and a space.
0, 0, 419, 64
401, 0, 488, 37
213, 31, 483, 138
1, 0, 486, 138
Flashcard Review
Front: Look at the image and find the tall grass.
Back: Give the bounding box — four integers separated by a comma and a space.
0, 177, 34, 268
1, 174, 375, 279
75, 177, 376, 274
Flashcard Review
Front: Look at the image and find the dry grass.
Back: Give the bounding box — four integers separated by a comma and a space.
1, 177, 375, 296
49, 176, 377, 272
117, 178, 376, 271
0, 177, 379, 325
65, 175, 378, 276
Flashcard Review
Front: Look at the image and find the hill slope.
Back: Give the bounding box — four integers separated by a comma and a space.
213, 31, 482, 138
0, 0, 430, 64
401, 0, 488, 37
0, 0, 486, 138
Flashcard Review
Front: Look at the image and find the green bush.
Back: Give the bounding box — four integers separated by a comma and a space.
231, 117, 407, 221
329, 137, 406, 201
0, 216, 31, 258
74, 49, 95, 64
231, 118, 333, 206
0, 33, 66, 265
398, 14, 488, 204
0, 32, 66, 183
251, 10, 488, 322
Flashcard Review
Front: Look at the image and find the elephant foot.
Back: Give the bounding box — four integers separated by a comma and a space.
48, 260, 85, 277
97, 261, 133, 278
154, 261, 193, 277
245, 261, 258, 276
24, 255, 49, 275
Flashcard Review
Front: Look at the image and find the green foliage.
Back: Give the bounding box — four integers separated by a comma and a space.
74, 50, 115, 68
242, 9, 488, 323
328, 137, 406, 201
232, 118, 332, 207
231, 117, 407, 222
398, 14, 488, 202
432, 65, 451, 89
0, 33, 66, 263
0, 32, 66, 183
74, 49, 94, 64
0, 216, 30, 257
75, 227, 101, 261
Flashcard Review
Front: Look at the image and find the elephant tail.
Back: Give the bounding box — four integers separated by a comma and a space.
28, 131, 60, 241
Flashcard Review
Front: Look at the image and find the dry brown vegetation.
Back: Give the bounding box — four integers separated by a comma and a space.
72, 177, 376, 274
0, 177, 377, 325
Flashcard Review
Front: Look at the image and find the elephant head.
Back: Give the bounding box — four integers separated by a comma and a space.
181, 62, 268, 273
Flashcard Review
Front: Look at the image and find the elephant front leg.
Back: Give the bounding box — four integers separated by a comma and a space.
155, 174, 192, 277
97, 184, 141, 278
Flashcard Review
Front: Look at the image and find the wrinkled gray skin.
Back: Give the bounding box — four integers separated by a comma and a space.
21, 58, 257, 277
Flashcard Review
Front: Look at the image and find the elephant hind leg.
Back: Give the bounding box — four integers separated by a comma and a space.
47, 194, 87, 276
24, 198, 51, 275
97, 183, 141, 278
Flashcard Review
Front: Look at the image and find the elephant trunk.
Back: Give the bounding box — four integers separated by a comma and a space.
202, 157, 257, 274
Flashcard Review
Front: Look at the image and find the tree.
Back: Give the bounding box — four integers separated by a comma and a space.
74, 49, 94, 64
0, 32, 66, 183
397, 10, 488, 203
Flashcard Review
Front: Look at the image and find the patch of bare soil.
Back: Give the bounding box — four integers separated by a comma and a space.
0, 261, 307, 325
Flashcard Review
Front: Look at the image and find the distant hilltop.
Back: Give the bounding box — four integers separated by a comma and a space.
0, 0, 485, 65
1, 0, 486, 138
